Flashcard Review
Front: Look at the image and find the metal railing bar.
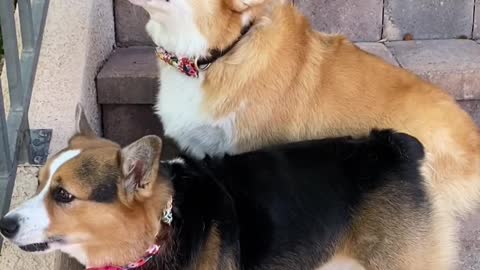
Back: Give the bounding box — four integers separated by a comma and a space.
0, 173, 17, 215
18, 0, 35, 51
0, 112, 19, 214
0, 0, 50, 249
19, 49, 34, 107
32, 0, 50, 40
6, 111, 24, 164
0, 81, 12, 177
7, 0, 50, 165
18, 0, 50, 164
0, 0, 25, 113
22, 0, 49, 114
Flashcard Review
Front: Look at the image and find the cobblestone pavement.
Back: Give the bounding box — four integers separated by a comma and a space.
0, 166, 56, 270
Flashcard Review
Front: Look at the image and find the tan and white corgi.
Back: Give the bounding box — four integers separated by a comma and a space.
0, 106, 453, 269
127, 0, 480, 222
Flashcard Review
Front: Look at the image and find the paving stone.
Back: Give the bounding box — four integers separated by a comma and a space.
355, 42, 399, 66
474, 0, 480, 39
97, 47, 158, 105
459, 100, 480, 126
295, 0, 383, 41
115, 0, 154, 46
383, 0, 475, 41
458, 210, 480, 270
386, 40, 480, 100
0, 166, 56, 270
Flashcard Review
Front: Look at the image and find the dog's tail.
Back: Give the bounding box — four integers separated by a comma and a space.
368, 129, 425, 164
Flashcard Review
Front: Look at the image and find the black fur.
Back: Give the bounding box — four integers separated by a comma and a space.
143, 130, 428, 270
89, 181, 118, 203
76, 157, 119, 203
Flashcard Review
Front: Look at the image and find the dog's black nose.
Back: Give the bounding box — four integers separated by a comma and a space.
0, 216, 20, 239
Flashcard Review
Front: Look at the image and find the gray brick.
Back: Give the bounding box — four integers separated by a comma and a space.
387, 40, 480, 100
475, 0, 480, 39
97, 47, 158, 105
459, 100, 480, 126
295, 0, 383, 41
383, 0, 475, 41
115, 0, 154, 46
355, 42, 399, 66
458, 210, 480, 270
113, 0, 293, 46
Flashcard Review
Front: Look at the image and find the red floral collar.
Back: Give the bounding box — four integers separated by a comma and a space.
155, 47, 206, 78
86, 244, 161, 270
155, 22, 254, 78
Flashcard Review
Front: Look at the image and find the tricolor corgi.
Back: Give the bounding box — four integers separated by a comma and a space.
0, 106, 452, 269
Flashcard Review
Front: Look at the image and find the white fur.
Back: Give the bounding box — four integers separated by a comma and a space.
317, 256, 366, 270
4, 150, 81, 249
242, 11, 253, 25
143, 0, 209, 57
61, 244, 89, 266
163, 157, 186, 165
155, 68, 238, 158
136, 0, 242, 158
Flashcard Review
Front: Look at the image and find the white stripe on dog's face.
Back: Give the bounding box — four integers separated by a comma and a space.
4, 150, 81, 247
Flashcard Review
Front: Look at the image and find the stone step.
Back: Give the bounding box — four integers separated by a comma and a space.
97, 46, 157, 105
97, 39, 480, 144
98, 39, 480, 103
386, 39, 480, 100
114, 0, 479, 46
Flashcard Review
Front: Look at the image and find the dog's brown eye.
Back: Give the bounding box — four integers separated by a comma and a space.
53, 187, 75, 204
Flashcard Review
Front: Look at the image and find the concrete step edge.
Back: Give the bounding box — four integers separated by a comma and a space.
97, 39, 480, 105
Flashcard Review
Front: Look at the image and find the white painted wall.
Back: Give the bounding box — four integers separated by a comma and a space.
29, 0, 115, 154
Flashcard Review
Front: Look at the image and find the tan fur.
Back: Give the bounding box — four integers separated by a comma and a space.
195, 226, 222, 270
335, 183, 453, 270
191, 0, 245, 52
40, 134, 173, 267
189, 1, 480, 220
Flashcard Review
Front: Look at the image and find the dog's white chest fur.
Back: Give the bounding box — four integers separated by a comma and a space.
156, 66, 236, 158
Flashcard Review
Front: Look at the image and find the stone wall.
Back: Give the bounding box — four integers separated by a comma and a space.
114, 0, 479, 45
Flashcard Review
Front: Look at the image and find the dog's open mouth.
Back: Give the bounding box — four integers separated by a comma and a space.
19, 242, 50, 252
18, 237, 64, 252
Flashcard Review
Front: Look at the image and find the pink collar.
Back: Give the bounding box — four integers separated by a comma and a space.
86, 244, 161, 270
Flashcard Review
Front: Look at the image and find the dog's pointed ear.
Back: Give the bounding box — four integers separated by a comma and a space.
120, 135, 163, 203
75, 104, 95, 136
227, 0, 266, 12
